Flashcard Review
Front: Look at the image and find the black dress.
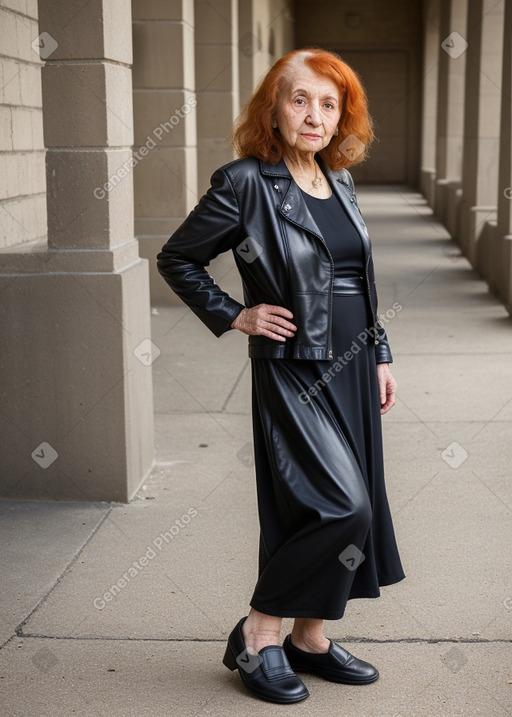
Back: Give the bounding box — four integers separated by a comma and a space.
249, 188, 405, 620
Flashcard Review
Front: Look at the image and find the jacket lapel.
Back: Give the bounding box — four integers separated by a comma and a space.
261, 158, 325, 240
260, 156, 370, 254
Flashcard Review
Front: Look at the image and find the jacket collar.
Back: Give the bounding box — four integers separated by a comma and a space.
260, 156, 370, 251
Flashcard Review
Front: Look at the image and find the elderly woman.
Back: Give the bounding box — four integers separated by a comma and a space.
157, 48, 405, 704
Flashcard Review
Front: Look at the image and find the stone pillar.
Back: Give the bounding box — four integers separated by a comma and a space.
459, 0, 504, 269
194, 0, 239, 194
492, 0, 512, 312
132, 0, 197, 306
420, 0, 440, 207
0, 0, 154, 501
238, 0, 258, 108
237, 0, 294, 108
434, 0, 468, 232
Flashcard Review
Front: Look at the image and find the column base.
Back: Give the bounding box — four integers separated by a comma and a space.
0, 258, 154, 502
458, 203, 497, 270
419, 168, 436, 209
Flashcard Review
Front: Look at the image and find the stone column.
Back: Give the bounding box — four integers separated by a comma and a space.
0, 0, 154, 501
238, 0, 258, 108
459, 0, 504, 269
420, 0, 440, 207
237, 0, 294, 108
194, 0, 239, 194
492, 0, 512, 313
434, 0, 468, 232
132, 0, 197, 306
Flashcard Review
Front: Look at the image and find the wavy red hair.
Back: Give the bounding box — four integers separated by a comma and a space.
232, 48, 374, 171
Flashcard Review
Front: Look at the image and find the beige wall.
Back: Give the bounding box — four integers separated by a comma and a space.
295, 0, 422, 185
0, 0, 46, 249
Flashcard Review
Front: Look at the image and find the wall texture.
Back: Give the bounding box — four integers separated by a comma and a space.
295, 0, 423, 185
0, 0, 46, 249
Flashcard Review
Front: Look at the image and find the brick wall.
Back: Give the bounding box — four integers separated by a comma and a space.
0, 0, 47, 249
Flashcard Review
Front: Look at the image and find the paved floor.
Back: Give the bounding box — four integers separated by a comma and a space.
1, 186, 511, 716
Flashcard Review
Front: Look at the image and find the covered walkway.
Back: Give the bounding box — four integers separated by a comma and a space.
1, 186, 511, 716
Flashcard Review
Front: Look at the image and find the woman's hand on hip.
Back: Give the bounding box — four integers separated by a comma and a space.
377, 362, 397, 415
231, 305, 297, 341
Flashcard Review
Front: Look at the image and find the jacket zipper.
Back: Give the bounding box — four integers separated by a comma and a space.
279, 210, 334, 359
320, 237, 334, 360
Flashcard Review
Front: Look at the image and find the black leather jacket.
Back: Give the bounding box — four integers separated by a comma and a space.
157, 156, 392, 363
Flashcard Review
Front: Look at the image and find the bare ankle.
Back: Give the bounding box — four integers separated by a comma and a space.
290, 630, 330, 654
242, 610, 282, 653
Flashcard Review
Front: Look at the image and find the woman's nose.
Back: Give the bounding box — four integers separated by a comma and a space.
306, 104, 321, 125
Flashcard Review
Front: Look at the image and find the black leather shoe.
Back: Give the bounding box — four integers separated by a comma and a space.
283, 634, 379, 684
223, 618, 309, 703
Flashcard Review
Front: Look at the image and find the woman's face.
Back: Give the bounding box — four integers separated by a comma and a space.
273, 64, 342, 156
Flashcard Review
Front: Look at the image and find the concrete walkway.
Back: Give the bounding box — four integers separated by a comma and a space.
1, 186, 511, 716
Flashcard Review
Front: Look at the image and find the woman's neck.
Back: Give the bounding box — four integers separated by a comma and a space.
283, 151, 331, 198
283, 150, 317, 175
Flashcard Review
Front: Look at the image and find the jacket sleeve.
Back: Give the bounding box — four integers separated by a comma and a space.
156, 168, 246, 337
370, 255, 393, 365
343, 169, 393, 364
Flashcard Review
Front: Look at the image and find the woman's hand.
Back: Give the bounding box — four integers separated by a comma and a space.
377, 362, 397, 415
231, 305, 297, 341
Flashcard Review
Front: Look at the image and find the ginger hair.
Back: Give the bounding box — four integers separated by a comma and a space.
232, 48, 374, 170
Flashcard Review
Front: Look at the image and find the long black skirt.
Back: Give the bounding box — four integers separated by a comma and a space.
249, 294, 405, 620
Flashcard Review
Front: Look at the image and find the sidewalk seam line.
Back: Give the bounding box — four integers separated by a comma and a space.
221, 358, 250, 412
12, 635, 512, 644
10, 508, 113, 643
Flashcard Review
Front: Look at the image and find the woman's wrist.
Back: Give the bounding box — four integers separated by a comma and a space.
231, 308, 246, 330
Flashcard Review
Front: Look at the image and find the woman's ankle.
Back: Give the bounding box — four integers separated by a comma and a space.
242, 609, 282, 652
291, 618, 330, 654
290, 632, 330, 654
